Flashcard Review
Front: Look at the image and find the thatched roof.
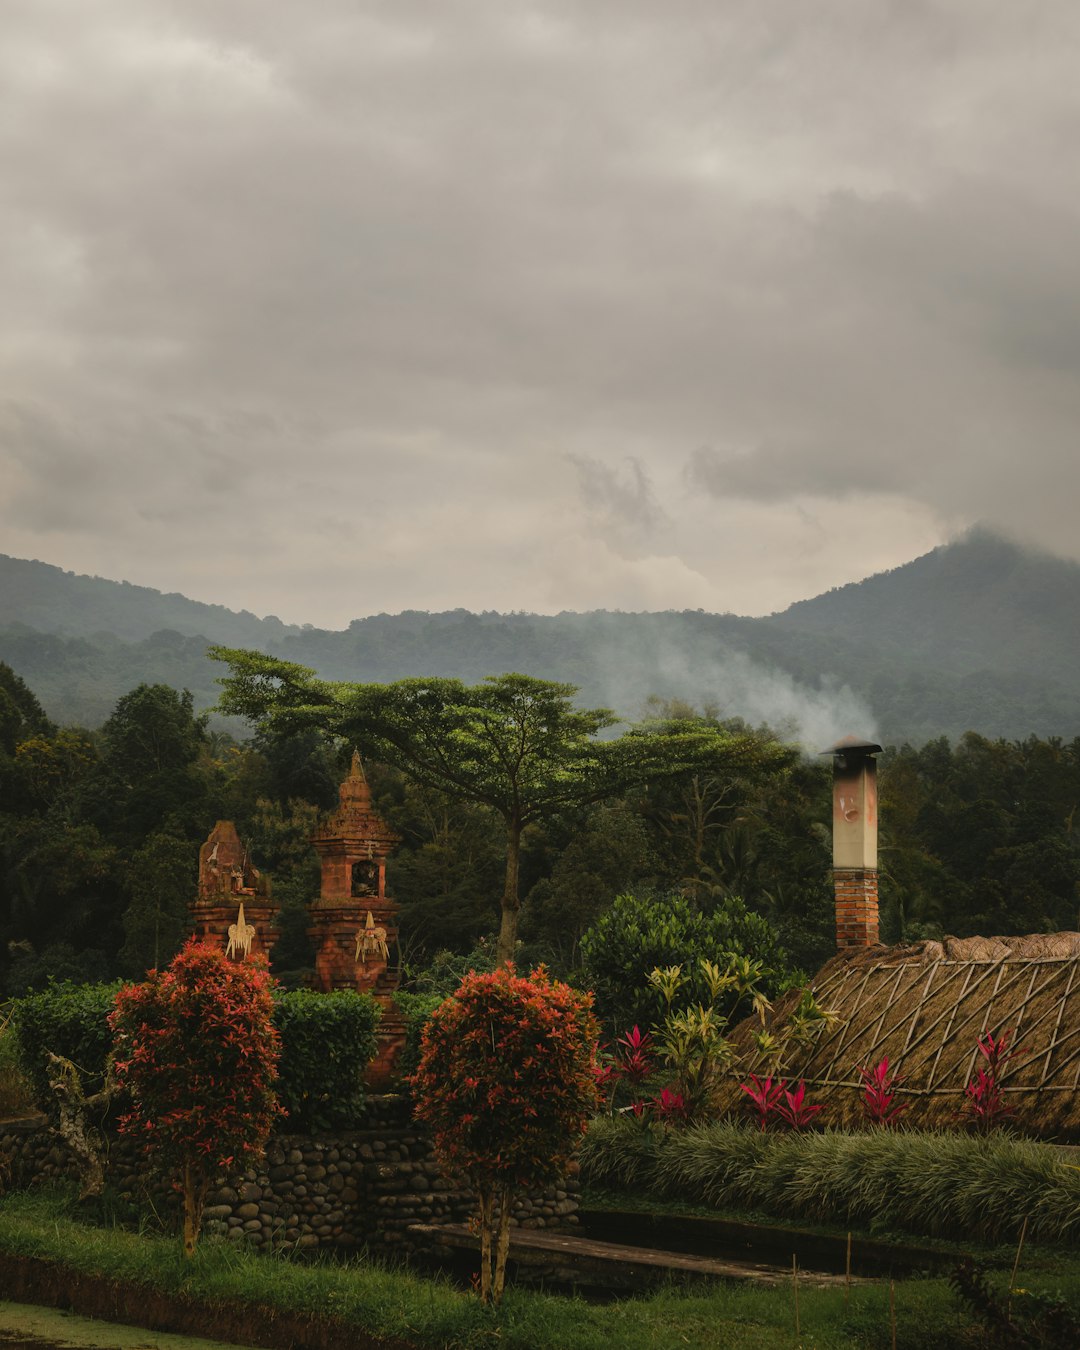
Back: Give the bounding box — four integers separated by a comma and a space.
718, 933, 1080, 1138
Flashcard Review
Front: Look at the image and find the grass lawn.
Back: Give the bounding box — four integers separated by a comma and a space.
1, 1187, 1078, 1349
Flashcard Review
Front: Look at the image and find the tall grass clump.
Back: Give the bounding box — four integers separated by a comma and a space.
580, 1118, 1080, 1244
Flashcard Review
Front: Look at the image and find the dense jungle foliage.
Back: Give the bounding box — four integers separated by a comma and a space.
2, 659, 1079, 1003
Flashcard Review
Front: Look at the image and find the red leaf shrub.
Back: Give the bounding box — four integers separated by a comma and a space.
858, 1056, 909, 1127
409, 965, 599, 1303
109, 939, 281, 1255
965, 1029, 1027, 1132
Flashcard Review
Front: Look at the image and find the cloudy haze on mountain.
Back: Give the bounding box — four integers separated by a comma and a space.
2, 2, 1076, 626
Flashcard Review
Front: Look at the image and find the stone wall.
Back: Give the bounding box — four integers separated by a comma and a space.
0, 1095, 580, 1257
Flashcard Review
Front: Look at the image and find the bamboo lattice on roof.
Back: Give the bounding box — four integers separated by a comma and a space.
717, 933, 1080, 1137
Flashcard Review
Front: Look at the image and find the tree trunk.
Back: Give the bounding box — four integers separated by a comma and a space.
45, 1052, 115, 1202
496, 818, 522, 966
492, 1184, 514, 1306
182, 1159, 207, 1259
476, 1185, 494, 1303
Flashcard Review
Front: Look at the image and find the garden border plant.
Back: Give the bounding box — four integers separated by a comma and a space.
578, 1116, 1080, 1246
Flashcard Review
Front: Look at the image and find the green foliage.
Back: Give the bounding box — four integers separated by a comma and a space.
9, 981, 122, 1113
579, 891, 785, 1033
393, 990, 443, 1082
403, 939, 500, 997
118, 832, 196, 979
580, 1118, 1080, 1245
0, 1016, 34, 1115
272, 988, 380, 1130
91, 683, 211, 845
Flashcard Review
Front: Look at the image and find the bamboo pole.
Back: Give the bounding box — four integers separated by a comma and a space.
792, 1254, 800, 1343
1008, 1215, 1029, 1320
845, 1231, 852, 1307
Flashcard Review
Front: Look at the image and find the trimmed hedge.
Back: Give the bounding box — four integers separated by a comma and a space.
579, 1116, 1080, 1245
9, 981, 380, 1133
9, 982, 122, 1115
272, 989, 380, 1130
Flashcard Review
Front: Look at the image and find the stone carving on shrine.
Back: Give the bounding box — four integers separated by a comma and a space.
192, 821, 278, 962
308, 751, 405, 1084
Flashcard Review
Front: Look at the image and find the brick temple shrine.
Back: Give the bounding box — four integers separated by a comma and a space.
192, 752, 406, 1085
192, 820, 278, 963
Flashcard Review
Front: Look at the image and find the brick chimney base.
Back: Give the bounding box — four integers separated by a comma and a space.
834, 868, 879, 948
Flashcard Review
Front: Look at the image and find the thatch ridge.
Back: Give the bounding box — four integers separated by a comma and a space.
717, 931, 1080, 1138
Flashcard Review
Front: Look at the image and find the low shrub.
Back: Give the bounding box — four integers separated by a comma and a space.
9, 982, 121, 1114
579, 1117, 1080, 1245
579, 891, 785, 1033
272, 988, 380, 1130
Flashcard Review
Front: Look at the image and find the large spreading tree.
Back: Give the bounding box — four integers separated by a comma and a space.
212, 651, 786, 963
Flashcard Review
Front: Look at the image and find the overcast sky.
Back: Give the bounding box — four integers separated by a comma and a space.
2, 2, 1077, 628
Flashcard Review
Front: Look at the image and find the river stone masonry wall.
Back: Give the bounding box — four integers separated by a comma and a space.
0, 1095, 580, 1257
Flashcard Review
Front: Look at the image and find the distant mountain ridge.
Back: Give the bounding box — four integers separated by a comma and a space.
2, 531, 1079, 745
0, 553, 300, 645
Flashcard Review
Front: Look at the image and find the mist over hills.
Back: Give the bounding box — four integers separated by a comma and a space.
2, 530, 1078, 746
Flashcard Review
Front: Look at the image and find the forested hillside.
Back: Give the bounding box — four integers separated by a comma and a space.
3, 530, 1079, 743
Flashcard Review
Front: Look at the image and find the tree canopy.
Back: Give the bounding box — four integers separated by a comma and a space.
212, 650, 787, 961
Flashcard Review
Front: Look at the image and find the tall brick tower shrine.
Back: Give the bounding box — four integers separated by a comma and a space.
308, 751, 405, 1084
192, 820, 278, 962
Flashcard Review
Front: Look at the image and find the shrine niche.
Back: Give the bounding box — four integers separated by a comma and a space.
192, 820, 278, 962
308, 751, 405, 1085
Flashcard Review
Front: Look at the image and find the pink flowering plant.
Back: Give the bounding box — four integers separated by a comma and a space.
858, 1056, 909, 1127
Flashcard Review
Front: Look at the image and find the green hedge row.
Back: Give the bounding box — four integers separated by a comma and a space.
9, 982, 380, 1132
579, 1116, 1080, 1246
272, 989, 380, 1130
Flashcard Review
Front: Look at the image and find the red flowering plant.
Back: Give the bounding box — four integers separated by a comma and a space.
965, 1029, 1027, 1132
408, 965, 599, 1305
858, 1056, 909, 1127
108, 939, 282, 1257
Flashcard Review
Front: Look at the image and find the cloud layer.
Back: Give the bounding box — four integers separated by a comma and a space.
1, 2, 1075, 625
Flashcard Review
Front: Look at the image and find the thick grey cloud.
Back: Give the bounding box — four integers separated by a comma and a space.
0, 1, 1075, 626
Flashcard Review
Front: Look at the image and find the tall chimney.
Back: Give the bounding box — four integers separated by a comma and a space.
821, 736, 883, 949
